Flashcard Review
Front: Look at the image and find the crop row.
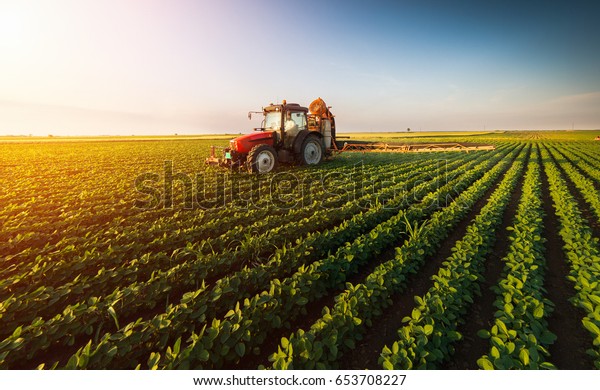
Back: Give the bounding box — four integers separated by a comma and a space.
0, 158, 431, 335
562, 143, 600, 170
546, 145, 600, 222
147, 147, 516, 370
541, 145, 600, 368
557, 142, 600, 170
3, 150, 482, 310
0, 148, 506, 368
477, 144, 557, 369
0, 148, 426, 253
265, 144, 525, 369
0, 157, 419, 289
0, 175, 421, 365
378, 145, 527, 369
61, 147, 513, 369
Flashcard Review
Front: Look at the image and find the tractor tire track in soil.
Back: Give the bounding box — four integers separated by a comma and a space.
542, 150, 595, 369
337, 147, 522, 370
443, 145, 529, 369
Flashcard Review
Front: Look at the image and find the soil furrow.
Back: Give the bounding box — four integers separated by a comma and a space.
443, 144, 529, 369
541, 149, 595, 369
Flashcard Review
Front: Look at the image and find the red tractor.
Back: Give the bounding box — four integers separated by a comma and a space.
206, 98, 336, 173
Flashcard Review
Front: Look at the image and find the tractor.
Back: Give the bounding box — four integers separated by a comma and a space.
206, 98, 336, 173
206, 97, 496, 173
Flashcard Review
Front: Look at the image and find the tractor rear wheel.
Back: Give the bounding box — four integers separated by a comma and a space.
298, 135, 324, 166
247, 144, 278, 173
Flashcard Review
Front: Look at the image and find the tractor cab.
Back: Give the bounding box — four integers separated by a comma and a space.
262, 101, 308, 149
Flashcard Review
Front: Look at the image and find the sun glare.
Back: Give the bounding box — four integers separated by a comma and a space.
0, 3, 31, 49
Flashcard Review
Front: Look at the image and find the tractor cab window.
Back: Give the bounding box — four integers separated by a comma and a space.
287, 112, 306, 132
264, 112, 281, 130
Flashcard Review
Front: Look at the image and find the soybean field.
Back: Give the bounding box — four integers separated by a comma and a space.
1, 131, 600, 370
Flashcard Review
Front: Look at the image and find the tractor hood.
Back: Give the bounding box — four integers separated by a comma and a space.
230, 131, 276, 154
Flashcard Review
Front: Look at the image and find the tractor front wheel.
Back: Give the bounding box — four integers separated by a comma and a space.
247, 144, 278, 173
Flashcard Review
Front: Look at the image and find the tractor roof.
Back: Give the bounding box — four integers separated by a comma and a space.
264, 102, 308, 113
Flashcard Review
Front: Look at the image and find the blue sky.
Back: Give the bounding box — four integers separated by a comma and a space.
1, 0, 599, 135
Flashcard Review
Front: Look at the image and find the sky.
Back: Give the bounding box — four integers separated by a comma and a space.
1, 0, 599, 135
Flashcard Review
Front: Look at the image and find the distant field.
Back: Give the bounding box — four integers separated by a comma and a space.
1, 131, 600, 370
2, 129, 599, 143
0, 134, 238, 143
340, 130, 600, 142
337, 130, 499, 139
